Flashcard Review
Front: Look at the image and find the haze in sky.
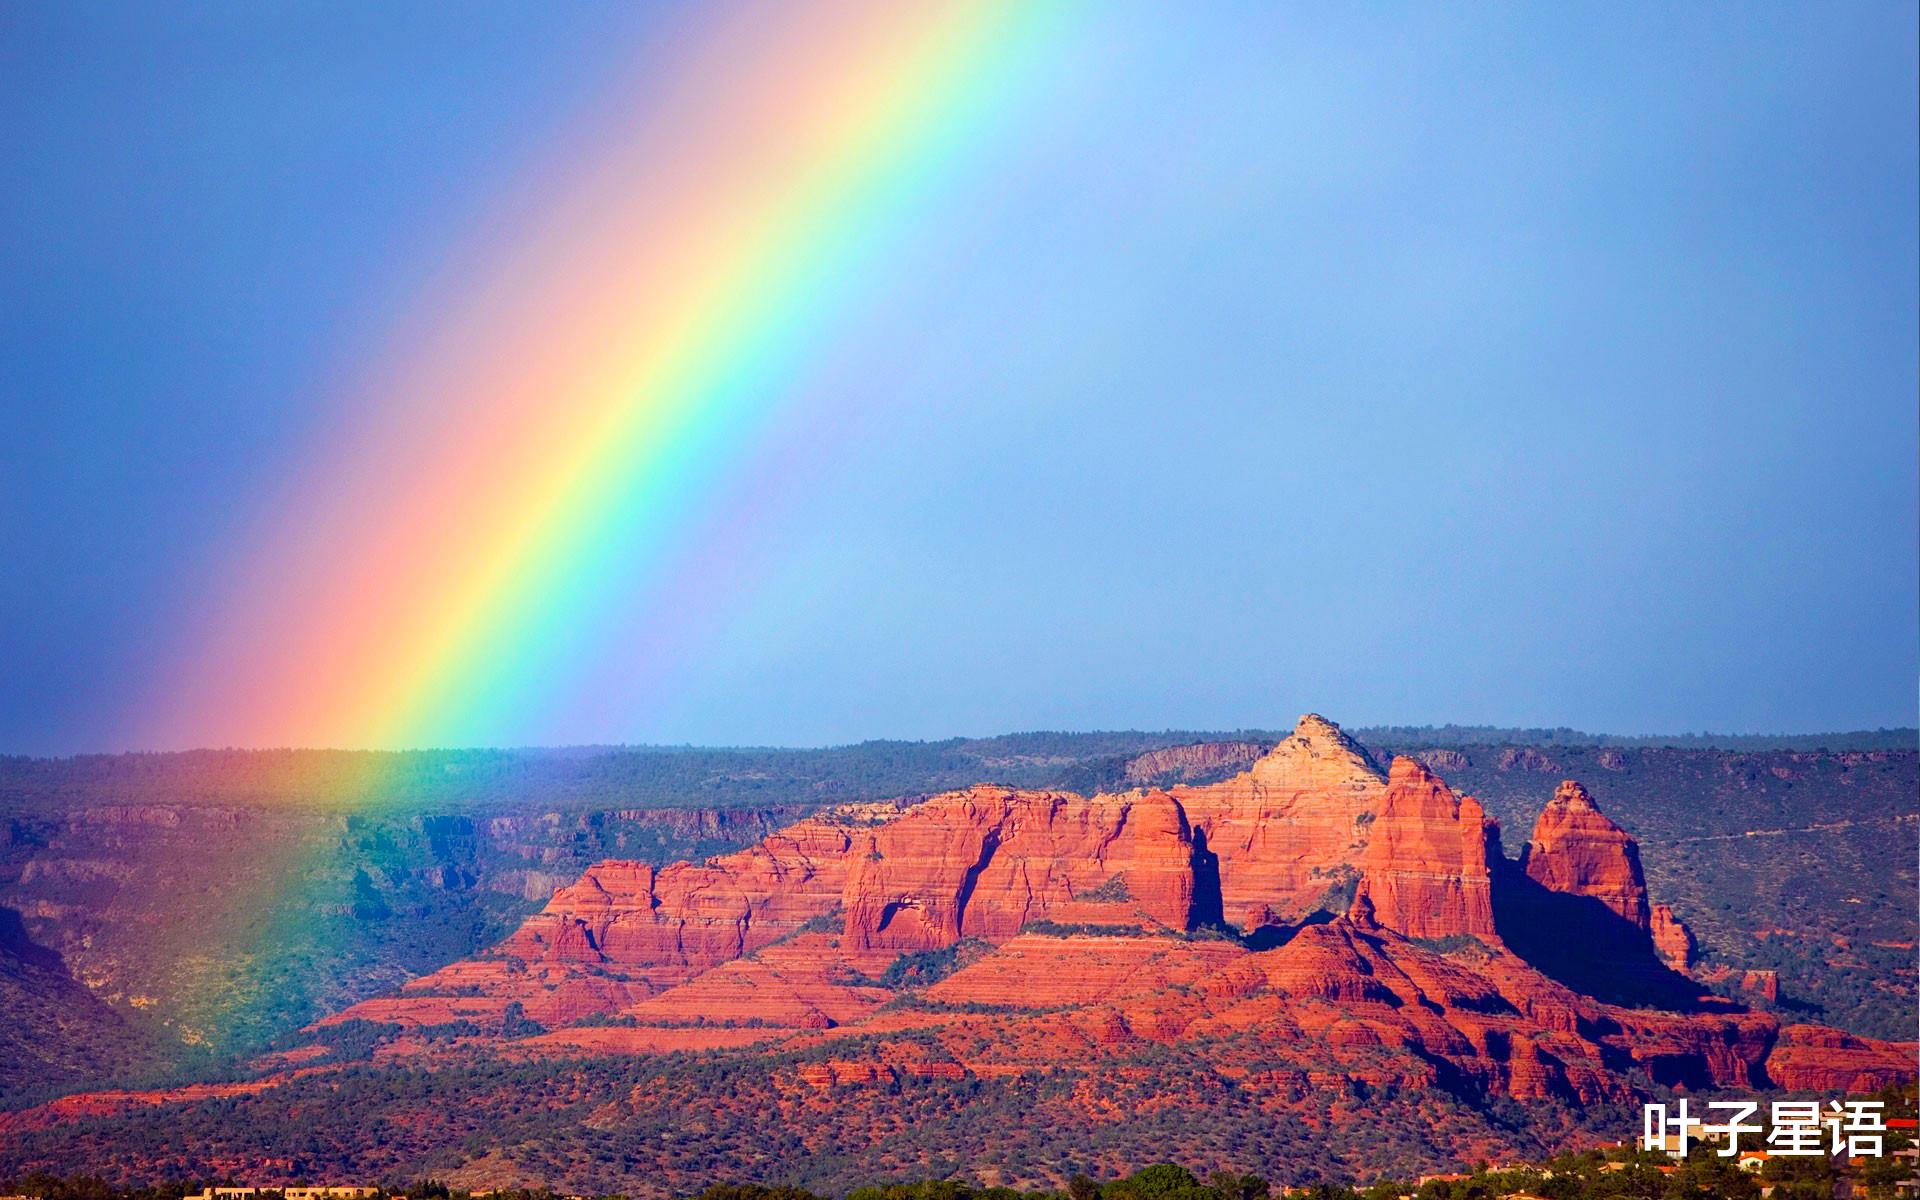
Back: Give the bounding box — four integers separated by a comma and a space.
2, 3, 1915, 753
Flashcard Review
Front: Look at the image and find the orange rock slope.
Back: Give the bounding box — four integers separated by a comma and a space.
842, 786, 1201, 963
1347, 758, 1498, 941
309, 714, 1911, 1108
1172, 713, 1385, 927
1520, 779, 1650, 929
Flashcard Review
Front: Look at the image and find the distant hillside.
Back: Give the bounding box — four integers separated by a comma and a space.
0, 736, 1207, 815
1354, 725, 1918, 751
4, 724, 1910, 813
0, 907, 163, 1106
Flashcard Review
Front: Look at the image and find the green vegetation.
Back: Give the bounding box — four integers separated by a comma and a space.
11, 1117, 1918, 1200
297, 1019, 406, 1063
0, 1032, 1645, 1191
1407, 936, 1491, 956
878, 941, 987, 989
1019, 921, 1146, 938
500, 1002, 546, 1039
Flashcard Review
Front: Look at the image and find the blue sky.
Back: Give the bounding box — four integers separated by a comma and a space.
2, 3, 1915, 752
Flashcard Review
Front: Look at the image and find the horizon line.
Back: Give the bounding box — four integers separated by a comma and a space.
5, 721, 1916, 763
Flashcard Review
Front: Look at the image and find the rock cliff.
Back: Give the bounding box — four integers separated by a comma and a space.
842, 786, 1202, 961
1171, 714, 1386, 928
1650, 902, 1696, 971
1348, 758, 1499, 942
1519, 780, 1650, 929
498, 814, 862, 985
1123, 741, 1267, 785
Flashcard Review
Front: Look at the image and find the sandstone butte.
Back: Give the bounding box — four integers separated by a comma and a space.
19, 715, 1909, 1137
1518, 779, 1651, 930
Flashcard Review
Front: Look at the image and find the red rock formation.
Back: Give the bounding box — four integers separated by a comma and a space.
56, 907, 1914, 1139
1765, 1025, 1907, 1091
1740, 969, 1780, 1003
1349, 758, 1499, 942
841, 787, 1199, 961
1172, 714, 1386, 927
1520, 781, 1650, 930
920, 932, 1240, 1009
495, 812, 859, 988
820, 913, 1909, 1104
327, 809, 878, 1029
1650, 903, 1695, 971
616, 933, 891, 1029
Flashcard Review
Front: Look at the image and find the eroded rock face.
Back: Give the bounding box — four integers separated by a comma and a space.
1651, 903, 1696, 971
1413, 748, 1473, 773
1519, 781, 1650, 930
842, 787, 1201, 960
1172, 714, 1387, 928
1490, 781, 1693, 1010
462, 813, 861, 990
1742, 969, 1780, 1003
1349, 758, 1499, 942
1764, 1025, 1899, 1091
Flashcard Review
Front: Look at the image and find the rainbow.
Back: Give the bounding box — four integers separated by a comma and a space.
146, 0, 1078, 751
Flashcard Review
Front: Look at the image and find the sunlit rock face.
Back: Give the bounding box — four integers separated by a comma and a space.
1520, 779, 1651, 930
1348, 756, 1499, 942
1171, 714, 1387, 929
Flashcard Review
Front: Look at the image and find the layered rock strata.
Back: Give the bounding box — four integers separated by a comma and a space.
1349, 758, 1499, 942
1171, 713, 1387, 928
1519, 780, 1650, 929
841, 786, 1202, 961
